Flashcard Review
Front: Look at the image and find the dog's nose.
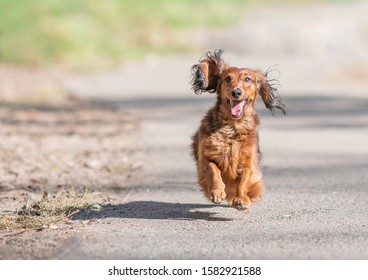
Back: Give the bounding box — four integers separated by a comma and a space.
231, 89, 242, 99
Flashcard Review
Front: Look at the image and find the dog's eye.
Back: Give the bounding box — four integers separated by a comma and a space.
245, 77, 251, 83
225, 76, 231, 83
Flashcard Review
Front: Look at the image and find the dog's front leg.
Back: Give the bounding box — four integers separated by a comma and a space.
231, 167, 252, 210
208, 161, 226, 204
199, 160, 226, 204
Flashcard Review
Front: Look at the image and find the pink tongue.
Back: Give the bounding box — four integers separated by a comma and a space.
231, 100, 245, 117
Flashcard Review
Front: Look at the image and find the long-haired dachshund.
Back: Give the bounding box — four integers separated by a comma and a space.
190, 50, 285, 210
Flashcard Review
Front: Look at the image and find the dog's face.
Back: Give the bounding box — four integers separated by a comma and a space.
191, 50, 285, 120
220, 67, 259, 119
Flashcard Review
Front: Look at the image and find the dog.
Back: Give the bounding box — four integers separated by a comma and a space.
190, 50, 285, 210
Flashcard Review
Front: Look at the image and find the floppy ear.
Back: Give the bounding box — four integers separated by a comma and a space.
190, 49, 226, 94
255, 69, 286, 115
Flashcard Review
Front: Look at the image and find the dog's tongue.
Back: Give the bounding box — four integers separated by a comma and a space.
231, 100, 245, 117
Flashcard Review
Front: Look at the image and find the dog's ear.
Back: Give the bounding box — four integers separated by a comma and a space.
255, 69, 286, 115
190, 49, 226, 94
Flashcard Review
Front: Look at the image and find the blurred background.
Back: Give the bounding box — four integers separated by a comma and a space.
0, 0, 367, 103
0, 0, 368, 102
0, 0, 251, 66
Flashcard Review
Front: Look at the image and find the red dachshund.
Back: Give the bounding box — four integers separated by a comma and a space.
191, 50, 285, 210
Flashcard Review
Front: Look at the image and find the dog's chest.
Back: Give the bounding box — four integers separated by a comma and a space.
202, 126, 250, 172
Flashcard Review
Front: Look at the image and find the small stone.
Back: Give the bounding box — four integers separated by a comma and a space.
49, 224, 59, 230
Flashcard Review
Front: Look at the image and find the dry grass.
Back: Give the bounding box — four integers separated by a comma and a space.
0, 188, 101, 231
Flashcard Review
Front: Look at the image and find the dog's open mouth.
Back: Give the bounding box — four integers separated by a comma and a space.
226, 98, 247, 119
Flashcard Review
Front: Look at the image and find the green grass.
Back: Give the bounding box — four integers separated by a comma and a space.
0, 0, 352, 68
0, 0, 247, 67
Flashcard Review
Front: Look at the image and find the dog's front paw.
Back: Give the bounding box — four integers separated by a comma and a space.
230, 196, 251, 211
210, 189, 226, 204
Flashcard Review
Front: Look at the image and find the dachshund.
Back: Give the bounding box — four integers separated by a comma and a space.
190, 50, 285, 210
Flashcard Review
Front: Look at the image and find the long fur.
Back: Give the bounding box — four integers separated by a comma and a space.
259, 67, 286, 115
190, 50, 285, 210
190, 49, 226, 94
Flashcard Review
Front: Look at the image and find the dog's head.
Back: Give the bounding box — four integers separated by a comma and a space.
191, 50, 285, 119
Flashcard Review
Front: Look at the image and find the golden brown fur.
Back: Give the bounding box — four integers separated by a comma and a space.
190, 50, 285, 210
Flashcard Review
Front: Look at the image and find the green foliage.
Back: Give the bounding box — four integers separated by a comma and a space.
0, 0, 350, 67
0, 0, 246, 67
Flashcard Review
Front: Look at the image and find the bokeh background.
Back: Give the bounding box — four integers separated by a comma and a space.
0, 0, 367, 103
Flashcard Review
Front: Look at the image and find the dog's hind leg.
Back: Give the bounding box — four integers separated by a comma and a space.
230, 179, 264, 210
198, 160, 226, 204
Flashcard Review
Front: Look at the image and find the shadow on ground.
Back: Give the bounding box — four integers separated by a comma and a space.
73, 201, 233, 222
